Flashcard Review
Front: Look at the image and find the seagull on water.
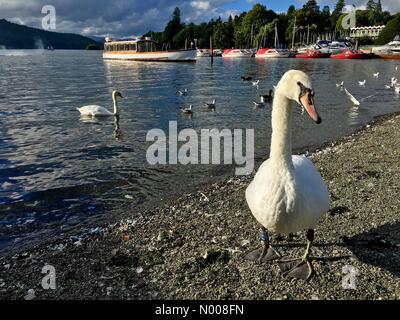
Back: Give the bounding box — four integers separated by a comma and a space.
358, 80, 366, 86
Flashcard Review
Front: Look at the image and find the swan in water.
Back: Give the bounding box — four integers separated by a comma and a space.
252, 80, 260, 87
358, 80, 366, 86
245, 70, 330, 280
373, 72, 379, 78
77, 91, 123, 116
344, 88, 360, 106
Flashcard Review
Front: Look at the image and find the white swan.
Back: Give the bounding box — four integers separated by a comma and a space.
245, 70, 330, 280
77, 91, 123, 116
358, 80, 366, 86
373, 72, 379, 78
344, 87, 360, 106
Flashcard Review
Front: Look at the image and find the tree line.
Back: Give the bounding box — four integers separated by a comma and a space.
145, 0, 399, 49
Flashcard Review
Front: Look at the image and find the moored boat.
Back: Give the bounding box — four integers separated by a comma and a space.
331, 49, 365, 59
222, 49, 253, 58
103, 37, 196, 62
196, 49, 211, 57
373, 35, 400, 59
255, 48, 290, 58
295, 49, 331, 59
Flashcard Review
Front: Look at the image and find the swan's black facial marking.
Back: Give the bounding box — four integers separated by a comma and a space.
297, 81, 314, 104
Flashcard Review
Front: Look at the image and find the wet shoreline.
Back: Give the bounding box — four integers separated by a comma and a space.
1, 112, 400, 300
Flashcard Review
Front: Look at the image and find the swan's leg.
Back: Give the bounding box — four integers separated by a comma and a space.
245, 227, 281, 263
278, 229, 314, 280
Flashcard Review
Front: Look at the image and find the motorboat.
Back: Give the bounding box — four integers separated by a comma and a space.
255, 48, 290, 58
295, 49, 331, 58
222, 49, 254, 58
331, 49, 365, 59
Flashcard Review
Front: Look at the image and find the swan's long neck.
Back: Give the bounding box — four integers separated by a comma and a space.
112, 95, 119, 115
269, 89, 293, 166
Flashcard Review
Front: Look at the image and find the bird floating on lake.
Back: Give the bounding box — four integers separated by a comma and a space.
204, 99, 216, 109
77, 91, 123, 117
344, 88, 360, 106
358, 80, 366, 86
252, 80, 260, 86
395, 85, 400, 94
252, 100, 264, 108
336, 81, 344, 88
180, 105, 193, 114
245, 70, 330, 280
177, 89, 188, 96
391, 77, 398, 86
373, 72, 379, 78
260, 89, 274, 103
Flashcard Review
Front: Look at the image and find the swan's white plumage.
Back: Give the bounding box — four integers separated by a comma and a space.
77, 90, 122, 117
77, 105, 114, 116
246, 155, 329, 234
246, 70, 330, 235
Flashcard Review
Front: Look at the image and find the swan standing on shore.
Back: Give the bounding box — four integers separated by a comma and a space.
245, 70, 330, 280
77, 91, 123, 117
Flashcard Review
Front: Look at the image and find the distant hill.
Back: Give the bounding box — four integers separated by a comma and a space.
0, 19, 103, 50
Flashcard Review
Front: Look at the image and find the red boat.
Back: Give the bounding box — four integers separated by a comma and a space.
295, 50, 331, 59
331, 49, 365, 59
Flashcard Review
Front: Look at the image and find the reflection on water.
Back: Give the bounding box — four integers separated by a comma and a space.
1, 51, 400, 253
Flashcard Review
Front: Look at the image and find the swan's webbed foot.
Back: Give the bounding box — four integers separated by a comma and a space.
245, 228, 281, 263
278, 258, 314, 280
278, 229, 315, 281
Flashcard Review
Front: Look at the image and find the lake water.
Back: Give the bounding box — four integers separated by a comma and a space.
1, 50, 400, 254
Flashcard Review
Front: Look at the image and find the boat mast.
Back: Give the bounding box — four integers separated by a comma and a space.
291, 16, 297, 50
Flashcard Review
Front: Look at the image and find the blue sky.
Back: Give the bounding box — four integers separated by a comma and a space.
0, 0, 399, 36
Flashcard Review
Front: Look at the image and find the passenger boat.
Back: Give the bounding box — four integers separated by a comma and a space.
331, 49, 365, 59
222, 49, 254, 58
196, 49, 211, 57
103, 37, 196, 62
255, 48, 290, 58
295, 49, 331, 59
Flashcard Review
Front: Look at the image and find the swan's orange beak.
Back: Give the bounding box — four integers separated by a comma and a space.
300, 92, 321, 124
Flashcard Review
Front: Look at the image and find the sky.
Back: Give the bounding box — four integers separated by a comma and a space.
0, 0, 399, 37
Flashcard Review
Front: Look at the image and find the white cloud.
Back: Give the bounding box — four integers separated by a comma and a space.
190, 1, 211, 11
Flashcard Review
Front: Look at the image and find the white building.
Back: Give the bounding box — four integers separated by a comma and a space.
350, 26, 385, 40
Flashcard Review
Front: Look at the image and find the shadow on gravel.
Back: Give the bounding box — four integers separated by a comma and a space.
342, 222, 400, 277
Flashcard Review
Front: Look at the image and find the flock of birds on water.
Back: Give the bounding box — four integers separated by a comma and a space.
74, 65, 399, 281
77, 64, 400, 118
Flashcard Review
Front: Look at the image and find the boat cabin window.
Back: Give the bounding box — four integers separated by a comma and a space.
137, 41, 157, 52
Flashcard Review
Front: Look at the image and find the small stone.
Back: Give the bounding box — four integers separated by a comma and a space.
136, 267, 144, 274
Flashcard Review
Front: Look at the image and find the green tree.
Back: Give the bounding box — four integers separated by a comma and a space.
375, 14, 400, 45
331, 0, 345, 30
164, 7, 183, 48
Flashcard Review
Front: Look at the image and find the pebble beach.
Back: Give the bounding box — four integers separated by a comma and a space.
1, 113, 400, 300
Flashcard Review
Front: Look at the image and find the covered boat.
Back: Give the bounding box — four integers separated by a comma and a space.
103, 37, 196, 62
373, 35, 400, 60
331, 49, 365, 59
196, 49, 211, 57
295, 49, 331, 59
255, 48, 290, 58
222, 49, 253, 58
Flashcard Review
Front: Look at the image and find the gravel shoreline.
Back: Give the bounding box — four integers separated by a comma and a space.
1, 113, 400, 300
